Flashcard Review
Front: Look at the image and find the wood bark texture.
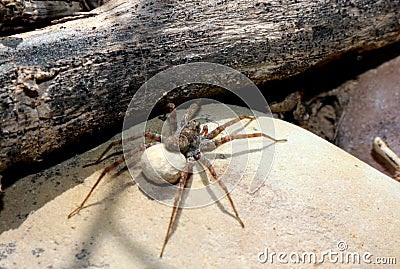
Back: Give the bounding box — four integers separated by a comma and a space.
0, 0, 106, 35
0, 0, 399, 174
1, 0, 84, 35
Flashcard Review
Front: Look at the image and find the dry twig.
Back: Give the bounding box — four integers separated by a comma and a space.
372, 137, 400, 181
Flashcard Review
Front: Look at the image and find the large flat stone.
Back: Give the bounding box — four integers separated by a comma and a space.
0, 105, 399, 268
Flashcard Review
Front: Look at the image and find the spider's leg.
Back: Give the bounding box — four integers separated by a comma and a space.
200, 125, 208, 136
206, 116, 255, 139
213, 133, 287, 148
68, 156, 126, 218
160, 161, 194, 258
84, 132, 163, 167
180, 101, 200, 127
68, 143, 157, 219
143, 132, 164, 143
199, 155, 244, 228
167, 103, 178, 135
83, 140, 122, 168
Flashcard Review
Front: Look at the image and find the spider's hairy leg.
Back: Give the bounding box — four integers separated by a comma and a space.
68, 155, 126, 218
199, 156, 244, 228
167, 103, 178, 135
180, 101, 200, 127
206, 115, 256, 139
83, 140, 122, 168
84, 132, 163, 167
160, 161, 194, 258
213, 133, 287, 148
68, 142, 157, 219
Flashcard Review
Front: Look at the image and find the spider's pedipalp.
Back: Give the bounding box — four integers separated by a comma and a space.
200, 125, 208, 136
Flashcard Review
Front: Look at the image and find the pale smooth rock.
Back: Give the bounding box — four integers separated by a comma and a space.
141, 143, 186, 184
0, 104, 399, 269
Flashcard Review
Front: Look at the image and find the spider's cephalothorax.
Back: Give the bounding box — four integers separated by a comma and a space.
67, 101, 287, 258
165, 120, 201, 156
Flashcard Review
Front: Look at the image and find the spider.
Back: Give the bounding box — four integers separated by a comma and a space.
68, 101, 287, 257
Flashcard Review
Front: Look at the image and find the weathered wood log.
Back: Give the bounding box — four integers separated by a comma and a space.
0, 0, 104, 35
0, 0, 81, 23
0, 0, 399, 175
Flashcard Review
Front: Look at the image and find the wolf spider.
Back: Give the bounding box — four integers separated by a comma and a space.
68, 101, 287, 257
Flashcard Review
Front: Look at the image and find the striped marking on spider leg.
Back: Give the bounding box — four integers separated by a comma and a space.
68, 143, 156, 219
206, 115, 256, 139
84, 132, 163, 167
213, 133, 287, 148
200, 156, 244, 228
160, 161, 194, 258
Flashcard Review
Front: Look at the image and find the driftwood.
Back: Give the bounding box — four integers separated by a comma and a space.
373, 137, 400, 181
0, 0, 104, 35
0, 0, 399, 175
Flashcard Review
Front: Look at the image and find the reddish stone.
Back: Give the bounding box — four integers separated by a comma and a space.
337, 55, 400, 177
